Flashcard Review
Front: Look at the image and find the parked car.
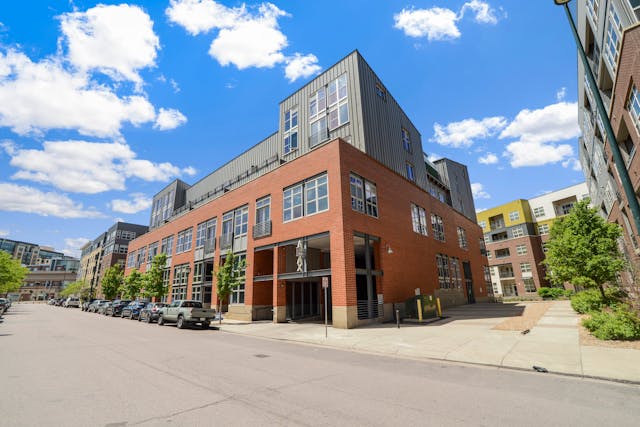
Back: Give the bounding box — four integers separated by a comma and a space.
48, 298, 57, 305
97, 301, 112, 315
81, 299, 96, 311
55, 298, 66, 306
63, 297, 80, 308
0, 298, 8, 314
138, 302, 167, 323
88, 300, 109, 313
158, 300, 216, 329
104, 300, 131, 317
121, 301, 147, 319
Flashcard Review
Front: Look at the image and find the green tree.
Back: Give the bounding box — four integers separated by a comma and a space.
214, 251, 246, 324
543, 199, 625, 299
121, 269, 144, 300
60, 280, 89, 298
142, 253, 167, 300
101, 264, 124, 300
0, 251, 28, 294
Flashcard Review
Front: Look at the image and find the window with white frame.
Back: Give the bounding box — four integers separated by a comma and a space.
436, 254, 450, 289
533, 206, 545, 218
234, 205, 249, 239
171, 263, 189, 301
224, 253, 246, 304
192, 262, 203, 284
375, 83, 386, 100
512, 226, 524, 238
411, 203, 428, 235
283, 108, 298, 154
283, 173, 328, 222
520, 262, 532, 273
309, 86, 327, 147
328, 74, 349, 130
538, 223, 550, 235
126, 251, 135, 268
628, 85, 640, 135
516, 244, 528, 255
161, 235, 174, 256
457, 227, 467, 249
523, 278, 536, 293
560, 202, 574, 215
256, 196, 271, 225
406, 162, 415, 182
222, 211, 233, 239
604, 2, 622, 72
196, 218, 217, 248
350, 174, 378, 217
401, 128, 412, 153
586, 0, 599, 28
148, 241, 159, 262
138, 246, 146, 268
175, 228, 193, 254
364, 181, 378, 217
509, 211, 520, 221
431, 214, 445, 241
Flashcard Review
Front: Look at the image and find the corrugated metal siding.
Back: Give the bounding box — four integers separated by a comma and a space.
356, 54, 430, 191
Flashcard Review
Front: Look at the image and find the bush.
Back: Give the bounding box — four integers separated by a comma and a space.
570, 287, 627, 314
538, 287, 565, 299
582, 306, 640, 340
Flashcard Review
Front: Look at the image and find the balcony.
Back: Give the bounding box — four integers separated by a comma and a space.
219, 233, 233, 251
204, 239, 216, 257
498, 267, 514, 279
252, 221, 272, 239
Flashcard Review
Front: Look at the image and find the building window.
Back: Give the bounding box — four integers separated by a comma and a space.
171, 264, 189, 301
523, 278, 536, 293
175, 228, 193, 254
161, 235, 174, 256
629, 85, 640, 135
196, 218, 217, 249
223, 253, 246, 304
234, 205, 249, 239
148, 241, 159, 262
137, 247, 146, 268
512, 226, 524, 238
256, 196, 271, 224
495, 248, 510, 258
126, 251, 135, 268
560, 202, 574, 215
401, 128, 412, 153
283, 108, 298, 154
350, 174, 378, 217
586, 0, 599, 28
487, 251, 492, 260
478, 220, 486, 229
375, 82, 386, 100
406, 162, 415, 182
450, 257, 462, 289
483, 265, 492, 284
431, 214, 445, 241
604, 2, 622, 72
516, 244, 528, 256
533, 206, 545, 218
121, 230, 136, 240
520, 262, 532, 273
509, 211, 520, 221
193, 262, 203, 284
538, 224, 550, 235
328, 74, 349, 130
411, 204, 428, 235
457, 227, 467, 249
542, 242, 549, 253
436, 254, 451, 289
283, 173, 328, 222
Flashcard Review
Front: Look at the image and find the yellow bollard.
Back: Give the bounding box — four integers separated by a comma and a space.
436, 297, 442, 317
417, 298, 423, 322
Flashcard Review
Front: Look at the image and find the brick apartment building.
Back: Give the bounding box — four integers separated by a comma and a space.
125, 51, 490, 329
577, 0, 640, 292
477, 183, 589, 297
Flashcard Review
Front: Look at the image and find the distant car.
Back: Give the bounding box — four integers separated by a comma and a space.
63, 297, 80, 308
138, 302, 167, 323
121, 301, 147, 319
97, 301, 112, 315
88, 300, 108, 313
81, 299, 96, 311
0, 298, 8, 314
105, 300, 131, 317
48, 298, 57, 305
55, 298, 66, 306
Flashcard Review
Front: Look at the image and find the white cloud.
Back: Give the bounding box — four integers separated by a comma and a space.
0, 229, 8, 237
59, 4, 160, 86
556, 87, 566, 101
4, 140, 195, 194
427, 153, 442, 163
0, 50, 156, 137
478, 153, 499, 164
61, 237, 90, 257
110, 193, 152, 214
562, 157, 583, 172
154, 108, 187, 130
0, 183, 103, 218
471, 182, 491, 199
432, 116, 507, 147
284, 53, 321, 82
167, 1, 320, 78
394, 1, 501, 41
500, 101, 579, 168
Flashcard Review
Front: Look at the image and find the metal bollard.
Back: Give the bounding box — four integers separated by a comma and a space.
396, 309, 400, 329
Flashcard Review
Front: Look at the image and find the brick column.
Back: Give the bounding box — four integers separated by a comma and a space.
272, 245, 287, 323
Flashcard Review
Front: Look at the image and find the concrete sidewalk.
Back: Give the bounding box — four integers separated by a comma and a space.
217, 301, 640, 384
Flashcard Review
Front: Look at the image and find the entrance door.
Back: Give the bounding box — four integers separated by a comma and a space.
286, 281, 321, 321
462, 261, 476, 304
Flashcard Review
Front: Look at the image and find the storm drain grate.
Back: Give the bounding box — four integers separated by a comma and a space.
254, 354, 270, 358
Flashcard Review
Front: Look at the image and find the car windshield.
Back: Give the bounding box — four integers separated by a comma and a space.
181, 301, 203, 308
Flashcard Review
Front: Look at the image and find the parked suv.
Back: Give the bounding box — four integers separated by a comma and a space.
97, 301, 112, 315
121, 301, 147, 319
104, 300, 130, 317
138, 302, 167, 323
88, 300, 109, 313
63, 297, 80, 308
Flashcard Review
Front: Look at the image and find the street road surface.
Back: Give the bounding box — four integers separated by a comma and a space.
1, 304, 639, 426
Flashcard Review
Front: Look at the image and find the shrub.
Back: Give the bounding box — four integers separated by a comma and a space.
570, 287, 627, 314
538, 287, 565, 299
582, 306, 640, 340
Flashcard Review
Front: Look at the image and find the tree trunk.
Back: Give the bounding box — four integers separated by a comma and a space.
219, 297, 223, 325
598, 284, 606, 301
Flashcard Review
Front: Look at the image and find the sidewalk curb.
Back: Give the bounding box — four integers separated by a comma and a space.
219, 328, 640, 387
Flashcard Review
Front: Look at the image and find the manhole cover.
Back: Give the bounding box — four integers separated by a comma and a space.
254, 354, 270, 358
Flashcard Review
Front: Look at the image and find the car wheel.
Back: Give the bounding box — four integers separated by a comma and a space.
158, 315, 164, 326
201, 322, 210, 330
176, 315, 185, 329
145, 314, 152, 324
129, 312, 134, 320
137, 314, 142, 322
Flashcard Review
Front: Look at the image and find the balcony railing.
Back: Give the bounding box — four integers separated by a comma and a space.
219, 233, 233, 251
498, 270, 514, 279
252, 221, 272, 239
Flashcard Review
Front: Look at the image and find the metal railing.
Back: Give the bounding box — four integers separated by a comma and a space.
252, 221, 272, 239
219, 234, 233, 251
357, 300, 381, 320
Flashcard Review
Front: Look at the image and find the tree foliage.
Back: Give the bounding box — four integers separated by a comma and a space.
543, 200, 625, 298
121, 269, 144, 300
101, 264, 123, 300
142, 253, 168, 299
214, 251, 246, 322
0, 251, 28, 294
60, 280, 89, 298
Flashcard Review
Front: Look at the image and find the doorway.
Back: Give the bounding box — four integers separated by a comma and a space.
286, 280, 330, 321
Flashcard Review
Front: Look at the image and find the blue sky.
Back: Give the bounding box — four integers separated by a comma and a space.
0, 0, 584, 257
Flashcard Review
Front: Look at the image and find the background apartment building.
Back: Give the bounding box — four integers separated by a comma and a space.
576, 0, 640, 290
78, 222, 147, 298
477, 183, 589, 297
126, 51, 489, 329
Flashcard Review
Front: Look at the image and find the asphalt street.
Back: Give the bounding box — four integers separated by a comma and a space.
1, 304, 639, 427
